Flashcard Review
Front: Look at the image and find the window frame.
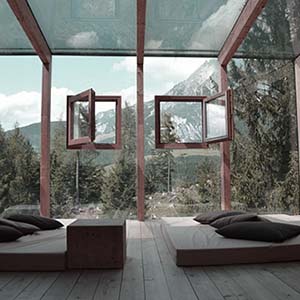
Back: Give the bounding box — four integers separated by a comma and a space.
67, 88, 95, 148
155, 95, 208, 149
203, 89, 233, 144
93, 95, 122, 150
67, 90, 122, 150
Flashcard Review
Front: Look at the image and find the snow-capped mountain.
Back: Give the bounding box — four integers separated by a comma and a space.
94, 59, 220, 148
14, 59, 220, 153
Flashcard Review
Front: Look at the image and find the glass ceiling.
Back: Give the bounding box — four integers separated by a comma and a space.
0, 0, 33, 54
144, 0, 247, 56
0, 0, 247, 57
0, 0, 300, 59
237, 0, 299, 59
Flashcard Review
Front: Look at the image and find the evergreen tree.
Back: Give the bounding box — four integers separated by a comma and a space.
145, 112, 177, 194
6, 125, 39, 206
102, 102, 136, 215
228, 0, 298, 211
0, 125, 12, 213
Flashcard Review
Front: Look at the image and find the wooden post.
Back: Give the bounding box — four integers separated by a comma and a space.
220, 65, 231, 210
136, 0, 146, 221
294, 56, 300, 213
7, 0, 52, 216
40, 61, 52, 217
137, 63, 145, 221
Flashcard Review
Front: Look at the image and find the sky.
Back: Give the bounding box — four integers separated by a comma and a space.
0, 56, 207, 131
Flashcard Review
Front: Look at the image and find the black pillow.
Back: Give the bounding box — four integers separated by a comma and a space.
194, 211, 244, 224
216, 221, 300, 243
6, 215, 63, 230
0, 218, 39, 235
210, 213, 259, 229
0, 225, 23, 242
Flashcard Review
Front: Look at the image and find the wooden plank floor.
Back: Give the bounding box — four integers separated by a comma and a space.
0, 220, 300, 300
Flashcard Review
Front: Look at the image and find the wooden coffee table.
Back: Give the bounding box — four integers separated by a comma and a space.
67, 219, 126, 269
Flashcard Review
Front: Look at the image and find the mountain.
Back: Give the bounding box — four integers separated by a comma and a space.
7, 59, 220, 154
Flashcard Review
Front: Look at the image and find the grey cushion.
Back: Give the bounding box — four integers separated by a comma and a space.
216, 221, 300, 243
7, 215, 63, 230
210, 213, 259, 229
0, 218, 39, 235
194, 211, 244, 224
0, 225, 23, 242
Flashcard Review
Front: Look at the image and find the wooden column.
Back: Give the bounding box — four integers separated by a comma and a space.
220, 65, 231, 210
136, 0, 146, 221
295, 56, 300, 212
7, 0, 53, 217
40, 60, 52, 217
137, 63, 145, 221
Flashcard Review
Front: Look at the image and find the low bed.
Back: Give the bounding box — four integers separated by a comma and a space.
0, 219, 74, 271
161, 215, 300, 266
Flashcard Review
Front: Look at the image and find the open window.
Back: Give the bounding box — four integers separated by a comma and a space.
203, 89, 233, 143
67, 89, 121, 150
155, 96, 208, 149
155, 89, 233, 149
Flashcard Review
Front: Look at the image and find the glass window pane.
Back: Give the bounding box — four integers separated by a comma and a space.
145, 0, 247, 56
28, 0, 136, 55
0, 0, 34, 53
228, 58, 299, 214
95, 101, 116, 144
237, 0, 296, 59
205, 96, 226, 140
160, 101, 202, 143
73, 101, 89, 139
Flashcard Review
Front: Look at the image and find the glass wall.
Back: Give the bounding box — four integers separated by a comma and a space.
50, 56, 136, 219
228, 58, 299, 214
144, 57, 222, 218
0, 56, 41, 216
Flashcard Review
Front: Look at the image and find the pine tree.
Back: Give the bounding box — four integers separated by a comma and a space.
145, 112, 177, 194
102, 102, 136, 215
50, 122, 76, 217
228, 0, 298, 211
0, 125, 12, 213
6, 125, 39, 207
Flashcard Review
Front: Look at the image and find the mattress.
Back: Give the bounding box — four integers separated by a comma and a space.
161, 215, 300, 266
0, 219, 75, 271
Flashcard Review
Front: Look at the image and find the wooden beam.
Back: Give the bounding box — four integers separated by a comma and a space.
40, 60, 52, 217
220, 66, 231, 210
137, 0, 146, 65
218, 0, 268, 66
136, 0, 146, 221
295, 56, 300, 213
7, 0, 51, 65
137, 63, 145, 221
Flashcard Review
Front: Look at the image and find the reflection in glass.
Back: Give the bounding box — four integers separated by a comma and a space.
95, 101, 116, 144
206, 97, 226, 139
160, 101, 202, 143
73, 101, 89, 139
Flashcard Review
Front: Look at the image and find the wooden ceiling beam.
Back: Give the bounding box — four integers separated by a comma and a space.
218, 0, 268, 67
7, 0, 51, 65
137, 0, 146, 65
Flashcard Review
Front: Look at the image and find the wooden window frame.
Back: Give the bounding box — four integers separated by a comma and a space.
155, 90, 233, 149
155, 95, 208, 149
67, 88, 95, 148
67, 90, 122, 150
203, 89, 233, 144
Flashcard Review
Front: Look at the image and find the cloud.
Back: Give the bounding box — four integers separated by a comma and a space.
0, 91, 41, 130
67, 31, 99, 48
189, 0, 246, 49
113, 57, 207, 83
0, 87, 74, 131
